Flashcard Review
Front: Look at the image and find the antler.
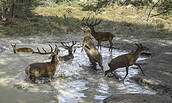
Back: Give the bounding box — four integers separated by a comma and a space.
82, 17, 101, 27
61, 42, 70, 49
71, 41, 77, 47
92, 19, 101, 26
61, 41, 77, 49
33, 44, 56, 55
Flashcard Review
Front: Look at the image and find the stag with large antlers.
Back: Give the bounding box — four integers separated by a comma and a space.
25, 45, 60, 82
81, 25, 103, 70
105, 43, 149, 81
59, 41, 77, 62
82, 17, 115, 52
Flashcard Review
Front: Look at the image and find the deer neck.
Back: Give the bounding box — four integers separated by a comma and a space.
84, 31, 91, 38
90, 28, 96, 35
51, 56, 58, 64
13, 48, 17, 53
132, 48, 141, 61
68, 49, 73, 57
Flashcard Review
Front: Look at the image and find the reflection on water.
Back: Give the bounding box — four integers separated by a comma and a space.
0, 44, 156, 103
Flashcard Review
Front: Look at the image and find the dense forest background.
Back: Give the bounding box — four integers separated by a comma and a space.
0, 0, 171, 40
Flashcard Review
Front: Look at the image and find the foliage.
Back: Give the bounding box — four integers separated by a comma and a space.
157, 0, 172, 15
0, 0, 41, 20
80, 0, 172, 16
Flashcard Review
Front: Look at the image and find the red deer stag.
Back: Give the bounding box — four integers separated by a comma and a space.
11, 44, 33, 53
82, 17, 115, 52
81, 25, 103, 70
25, 45, 60, 82
105, 43, 149, 81
59, 41, 77, 62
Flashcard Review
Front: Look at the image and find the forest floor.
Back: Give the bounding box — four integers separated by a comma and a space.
0, 34, 172, 103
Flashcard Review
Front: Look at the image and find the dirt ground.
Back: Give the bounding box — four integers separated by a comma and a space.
0, 34, 172, 103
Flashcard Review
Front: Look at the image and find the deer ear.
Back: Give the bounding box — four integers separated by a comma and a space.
139, 43, 143, 47
135, 43, 140, 48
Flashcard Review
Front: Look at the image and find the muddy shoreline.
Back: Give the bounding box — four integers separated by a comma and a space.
0, 35, 172, 102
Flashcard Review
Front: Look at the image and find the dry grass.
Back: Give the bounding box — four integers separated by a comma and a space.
0, 4, 171, 40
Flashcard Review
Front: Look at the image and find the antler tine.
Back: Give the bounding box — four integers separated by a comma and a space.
55, 44, 58, 48
139, 43, 143, 47
86, 17, 90, 26
92, 19, 101, 26
89, 19, 95, 26
81, 17, 86, 26
61, 42, 69, 48
135, 43, 141, 48
42, 47, 47, 53
67, 42, 70, 47
82, 17, 85, 23
49, 44, 53, 52
54, 44, 59, 54
92, 19, 97, 26
71, 41, 77, 47
37, 47, 40, 53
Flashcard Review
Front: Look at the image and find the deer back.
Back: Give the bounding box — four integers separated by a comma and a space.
92, 32, 114, 41
16, 48, 33, 52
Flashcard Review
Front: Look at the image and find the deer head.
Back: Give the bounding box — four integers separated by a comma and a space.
81, 17, 102, 32
61, 41, 77, 54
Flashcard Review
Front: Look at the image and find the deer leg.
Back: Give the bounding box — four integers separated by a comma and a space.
109, 40, 113, 52
100, 41, 102, 50
105, 69, 111, 76
29, 75, 32, 80
97, 41, 100, 50
91, 63, 97, 70
98, 41, 99, 50
134, 63, 145, 76
49, 76, 52, 82
121, 66, 129, 81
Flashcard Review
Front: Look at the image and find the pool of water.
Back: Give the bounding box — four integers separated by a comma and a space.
0, 44, 155, 103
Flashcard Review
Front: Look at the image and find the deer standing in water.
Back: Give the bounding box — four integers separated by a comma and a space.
25, 45, 60, 82
82, 17, 115, 52
105, 43, 149, 81
11, 44, 33, 53
81, 25, 103, 70
59, 41, 77, 62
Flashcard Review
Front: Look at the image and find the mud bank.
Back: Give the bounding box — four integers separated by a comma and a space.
0, 35, 172, 102
103, 93, 172, 103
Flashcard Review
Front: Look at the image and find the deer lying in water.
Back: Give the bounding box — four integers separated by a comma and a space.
11, 44, 33, 53
82, 25, 103, 70
58, 41, 77, 62
82, 17, 115, 52
25, 45, 60, 82
105, 43, 149, 81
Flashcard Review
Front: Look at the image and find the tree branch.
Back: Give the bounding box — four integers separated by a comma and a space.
147, 0, 161, 21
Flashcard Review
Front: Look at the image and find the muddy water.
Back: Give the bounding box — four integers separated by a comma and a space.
0, 44, 155, 103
